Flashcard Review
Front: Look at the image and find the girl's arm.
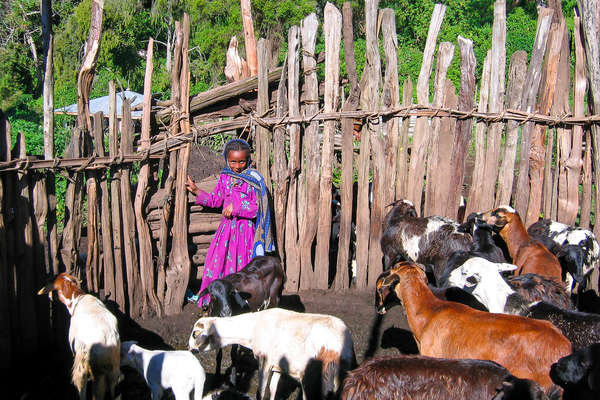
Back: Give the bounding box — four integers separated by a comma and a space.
194, 175, 226, 208
230, 182, 258, 219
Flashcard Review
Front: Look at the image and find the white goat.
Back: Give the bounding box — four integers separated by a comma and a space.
38, 273, 120, 400
447, 258, 518, 313
448, 257, 572, 314
188, 308, 356, 400
120, 341, 206, 400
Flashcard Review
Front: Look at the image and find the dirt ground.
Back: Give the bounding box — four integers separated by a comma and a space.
14, 289, 413, 400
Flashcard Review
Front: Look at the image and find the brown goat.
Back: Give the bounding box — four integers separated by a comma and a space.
479, 206, 563, 281
375, 262, 571, 389
341, 355, 549, 400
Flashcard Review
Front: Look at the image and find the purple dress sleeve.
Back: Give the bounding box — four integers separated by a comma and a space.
230, 182, 258, 219
195, 174, 227, 208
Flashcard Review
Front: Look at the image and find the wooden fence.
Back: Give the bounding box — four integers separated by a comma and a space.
1, 0, 600, 370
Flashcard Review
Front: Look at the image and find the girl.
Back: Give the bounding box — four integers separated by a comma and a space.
185, 139, 274, 308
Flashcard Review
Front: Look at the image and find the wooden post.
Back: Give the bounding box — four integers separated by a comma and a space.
315, 3, 341, 290
481, 0, 506, 210
271, 58, 288, 263
135, 38, 162, 318
424, 41, 455, 217
165, 13, 191, 316
121, 99, 145, 317
298, 14, 319, 291
514, 7, 554, 218
333, 2, 360, 291
396, 78, 413, 200
356, 0, 379, 289
256, 39, 271, 188
14, 133, 38, 359
526, 17, 565, 226
0, 112, 11, 368
284, 25, 301, 292
465, 52, 491, 217
240, 0, 258, 76
86, 114, 102, 294
581, 129, 592, 228
496, 51, 527, 206
447, 36, 476, 218
559, 10, 585, 224
381, 9, 400, 209
108, 81, 126, 310
406, 4, 446, 215
157, 21, 183, 302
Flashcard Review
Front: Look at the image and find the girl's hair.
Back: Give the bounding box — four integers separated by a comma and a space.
223, 139, 251, 160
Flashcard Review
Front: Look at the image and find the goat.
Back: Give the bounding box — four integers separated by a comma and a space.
458, 212, 507, 263
198, 256, 285, 384
341, 355, 548, 400
375, 262, 572, 388
524, 302, 600, 350
446, 258, 573, 314
479, 206, 563, 281
380, 199, 472, 283
528, 219, 600, 292
120, 340, 205, 400
550, 343, 600, 400
38, 273, 120, 400
188, 308, 356, 400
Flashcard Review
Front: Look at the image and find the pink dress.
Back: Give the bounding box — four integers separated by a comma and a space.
195, 174, 259, 306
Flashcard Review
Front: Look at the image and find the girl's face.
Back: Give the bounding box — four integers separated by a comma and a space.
227, 149, 249, 173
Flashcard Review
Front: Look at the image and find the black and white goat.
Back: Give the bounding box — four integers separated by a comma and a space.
189, 308, 356, 400
38, 273, 120, 400
380, 199, 472, 284
528, 219, 600, 292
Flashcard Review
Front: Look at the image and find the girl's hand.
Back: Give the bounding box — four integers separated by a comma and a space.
223, 203, 233, 218
185, 175, 199, 195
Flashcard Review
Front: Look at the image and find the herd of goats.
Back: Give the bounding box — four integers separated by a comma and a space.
37, 199, 600, 400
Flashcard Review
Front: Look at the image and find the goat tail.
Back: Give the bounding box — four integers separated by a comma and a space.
72, 348, 93, 393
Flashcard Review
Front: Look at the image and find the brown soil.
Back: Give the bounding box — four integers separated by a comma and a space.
15, 290, 412, 400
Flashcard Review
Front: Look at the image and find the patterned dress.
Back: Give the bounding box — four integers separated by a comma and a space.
195, 174, 258, 307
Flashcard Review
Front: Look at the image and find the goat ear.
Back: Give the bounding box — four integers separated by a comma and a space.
381, 273, 400, 287
497, 263, 518, 273
37, 283, 54, 296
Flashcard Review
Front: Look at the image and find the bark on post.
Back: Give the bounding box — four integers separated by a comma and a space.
298, 14, 319, 291
135, 38, 162, 318
14, 133, 37, 359
496, 51, 527, 206
333, 2, 360, 291
559, 11, 586, 224
121, 99, 144, 317
108, 81, 125, 310
165, 13, 191, 316
271, 59, 288, 263
284, 26, 300, 291
381, 9, 400, 209
240, 0, 258, 76
396, 78, 413, 200
514, 7, 554, 218
315, 3, 341, 290
580, 129, 592, 228
481, 0, 506, 210
465, 52, 492, 216
424, 42, 455, 217
357, 0, 380, 289
32, 170, 50, 349
447, 36, 476, 218
86, 115, 101, 293
406, 4, 446, 215
525, 18, 565, 226
0, 112, 11, 368
256, 39, 271, 188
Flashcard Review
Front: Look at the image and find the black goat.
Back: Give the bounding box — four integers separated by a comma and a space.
551, 343, 600, 400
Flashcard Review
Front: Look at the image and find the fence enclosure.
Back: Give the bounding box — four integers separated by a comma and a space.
1, 0, 600, 370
